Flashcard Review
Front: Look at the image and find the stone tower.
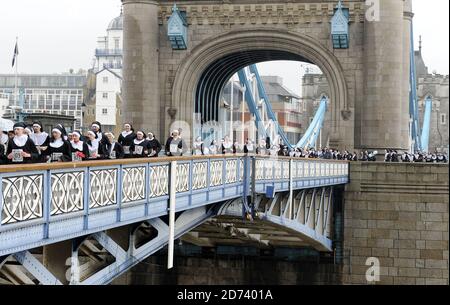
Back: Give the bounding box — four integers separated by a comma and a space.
359, 0, 410, 151
121, 0, 416, 151
122, 0, 161, 134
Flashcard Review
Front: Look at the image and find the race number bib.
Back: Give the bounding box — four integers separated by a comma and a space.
170, 144, 178, 153
12, 149, 23, 163
72, 153, 82, 162
51, 153, 63, 161
134, 146, 143, 155
123, 146, 130, 154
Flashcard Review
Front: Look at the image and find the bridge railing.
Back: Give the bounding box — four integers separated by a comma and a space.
0, 155, 349, 256
253, 156, 349, 193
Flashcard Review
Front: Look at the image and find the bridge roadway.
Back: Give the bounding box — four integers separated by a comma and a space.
0, 155, 349, 284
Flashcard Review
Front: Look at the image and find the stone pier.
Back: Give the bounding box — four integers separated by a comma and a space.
343, 162, 449, 285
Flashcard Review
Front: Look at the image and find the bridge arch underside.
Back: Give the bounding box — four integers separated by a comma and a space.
172, 30, 349, 145
196, 50, 309, 123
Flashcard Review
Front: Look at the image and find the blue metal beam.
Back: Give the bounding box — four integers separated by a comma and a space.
248, 64, 294, 150
409, 23, 422, 152
420, 96, 433, 153
237, 70, 267, 139
307, 107, 326, 149
296, 97, 328, 149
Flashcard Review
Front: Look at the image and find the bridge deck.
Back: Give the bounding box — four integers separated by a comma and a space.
0, 155, 349, 257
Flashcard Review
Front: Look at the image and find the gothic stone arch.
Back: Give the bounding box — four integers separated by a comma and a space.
171, 29, 350, 147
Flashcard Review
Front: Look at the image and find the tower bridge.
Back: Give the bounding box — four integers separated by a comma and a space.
0, 0, 448, 286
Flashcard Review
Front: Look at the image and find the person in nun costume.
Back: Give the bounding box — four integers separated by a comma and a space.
91, 121, 110, 149
54, 124, 69, 141
29, 121, 50, 162
43, 126, 72, 162
193, 136, 205, 156
118, 123, 136, 158
0, 143, 6, 164
6, 122, 39, 164
165, 130, 185, 157
221, 135, 234, 154
147, 132, 162, 158
70, 131, 89, 161
105, 132, 124, 159
0, 128, 9, 147
132, 131, 151, 158
86, 130, 105, 160
0, 126, 9, 164
256, 138, 268, 155
209, 140, 219, 155
244, 139, 255, 154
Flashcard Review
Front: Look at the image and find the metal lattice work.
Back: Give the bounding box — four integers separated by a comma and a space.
239, 160, 244, 182
192, 162, 207, 190
89, 169, 117, 209
282, 161, 290, 179
122, 167, 146, 203
255, 159, 264, 180
149, 165, 169, 198
1, 175, 43, 225
264, 187, 335, 251
210, 160, 223, 187
272, 160, 281, 180
176, 163, 190, 193
225, 159, 238, 184
296, 161, 303, 178
304, 162, 310, 177
51, 172, 84, 216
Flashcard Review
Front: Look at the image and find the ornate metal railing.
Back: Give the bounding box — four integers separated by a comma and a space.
0, 155, 349, 256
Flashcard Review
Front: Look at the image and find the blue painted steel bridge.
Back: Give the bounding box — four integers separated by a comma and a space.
0, 155, 348, 285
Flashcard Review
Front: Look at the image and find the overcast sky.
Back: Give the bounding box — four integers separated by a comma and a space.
0, 0, 448, 95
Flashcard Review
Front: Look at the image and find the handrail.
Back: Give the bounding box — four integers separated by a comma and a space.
0, 154, 350, 174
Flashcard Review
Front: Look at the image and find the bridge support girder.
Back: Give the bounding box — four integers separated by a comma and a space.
0, 206, 215, 285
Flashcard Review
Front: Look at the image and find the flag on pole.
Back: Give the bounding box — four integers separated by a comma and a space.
12, 41, 19, 67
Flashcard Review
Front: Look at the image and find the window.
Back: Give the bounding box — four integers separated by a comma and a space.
103, 77, 108, 84
102, 108, 108, 115
441, 114, 447, 125
114, 38, 120, 50
102, 92, 108, 99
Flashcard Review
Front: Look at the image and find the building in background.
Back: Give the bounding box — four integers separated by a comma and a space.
0, 93, 9, 118
219, 75, 302, 145
415, 40, 449, 153
260, 76, 302, 144
0, 72, 87, 130
23, 113, 76, 135
83, 11, 123, 133
299, 72, 331, 149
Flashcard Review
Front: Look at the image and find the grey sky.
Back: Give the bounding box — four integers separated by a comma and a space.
0, 0, 448, 96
